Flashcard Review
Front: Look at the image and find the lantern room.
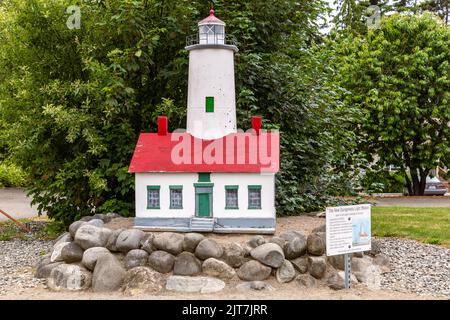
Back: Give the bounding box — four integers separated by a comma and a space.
198, 8, 225, 45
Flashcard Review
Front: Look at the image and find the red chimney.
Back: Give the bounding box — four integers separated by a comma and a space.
157, 116, 168, 136
252, 116, 262, 135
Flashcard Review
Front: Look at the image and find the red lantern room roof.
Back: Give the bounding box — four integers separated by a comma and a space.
198, 8, 225, 26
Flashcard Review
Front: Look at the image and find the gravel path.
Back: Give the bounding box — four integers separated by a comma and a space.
378, 237, 450, 297
0, 240, 52, 296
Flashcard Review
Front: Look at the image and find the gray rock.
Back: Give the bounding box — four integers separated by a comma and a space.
166, 276, 225, 293
202, 258, 236, 280
268, 236, 286, 249
86, 219, 104, 228
47, 264, 92, 291
307, 232, 326, 256
123, 266, 165, 294
36, 262, 64, 279
115, 229, 145, 253
369, 239, 382, 256
351, 255, 373, 273
354, 265, 382, 289
92, 254, 126, 292
237, 260, 272, 281
312, 224, 325, 233
291, 256, 309, 274
173, 252, 202, 276
328, 254, 347, 270
50, 242, 70, 262
247, 235, 266, 248
148, 250, 175, 274
106, 228, 124, 252
283, 236, 307, 259
53, 232, 72, 248
195, 239, 223, 260
69, 221, 86, 238
106, 212, 122, 219
222, 242, 246, 268
153, 232, 184, 255
236, 281, 274, 291
79, 216, 94, 222
74, 225, 112, 250
61, 242, 84, 263
125, 249, 149, 270
296, 274, 318, 288
327, 271, 358, 290
92, 213, 112, 223
140, 233, 155, 254
373, 254, 391, 273
353, 251, 364, 258
250, 243, 284, 268
276, 260, 296, 283
81, 247, 111, 271
308, 256, 327, 279
183, 233, 205, 253
279, 230, 307, 242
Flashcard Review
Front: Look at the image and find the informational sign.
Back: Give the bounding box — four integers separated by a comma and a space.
326, 204, 371, 257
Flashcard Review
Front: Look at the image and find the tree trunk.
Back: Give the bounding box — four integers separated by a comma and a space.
406, 167, 429, 196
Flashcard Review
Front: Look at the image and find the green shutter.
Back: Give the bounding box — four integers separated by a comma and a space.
206, 97, 214, 113
198, 172, 211, 182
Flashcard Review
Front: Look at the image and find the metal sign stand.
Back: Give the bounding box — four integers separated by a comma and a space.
344, 253, 351, 289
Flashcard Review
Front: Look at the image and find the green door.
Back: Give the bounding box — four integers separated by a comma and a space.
198, 193, 210, 217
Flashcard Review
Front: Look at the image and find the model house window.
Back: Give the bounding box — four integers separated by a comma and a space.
206, 97, 214, 113
170, 186, 183, 209
225, 186, 239, 209
248, 185, 262, 209
147, 186, 160, 209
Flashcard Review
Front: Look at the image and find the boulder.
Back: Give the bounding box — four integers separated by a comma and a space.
86, 219, 104, 228
250, 243, 284, 268
268, 236, 286, 249
183, 233, 205, 253
74, 225, 112, 250
50, 242, 70, 262
166, 276, 225, 293
373, 254, 390, 273
307, 232, 326, 256
327, 271, 358, 290
47, 264, 92, 291
236, 281, 274, 291
369, 238, 382, 256
79, 215, 94, 222
202, 258, 236, 280
283, 237, 307, 259
195, 239, 223, 260
124, 249, 149, 270
115, 229, 145, 253
106, 212, 121, 219
275, 260, 296, 283
53, 232, 72, 249
140, 233, 155, 254
247, 235, 266, 248
122, 267, 165, 295
36, 261, 64, 279
279, 230, 307, 242
92, 213, 112, 223
237, 260, 272, 281
106, 228, 124, 252
312, 224, 325, 233
81, 247, 111, 271
69, 221, 86, 238
328, 254, 348, 270
148, 250, 175, 274
308, 256, 327, 279
173, 252, 202, 276
353, 251, 364, 258
296, 274, 318, 288
351, 255, 373, 273
291, 256, 308, 274
354, 264, 382, 289
92, 254, 126, 292
60, 242, 84, 263
153, 232, 184, 255
222, 242, 246, 268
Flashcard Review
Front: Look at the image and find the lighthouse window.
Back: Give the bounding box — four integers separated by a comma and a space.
170, 186, 183, 209
248, 185, 262, 209
206, 97, 215, 113
225, 186, 239, 209
147, 186, 160, 209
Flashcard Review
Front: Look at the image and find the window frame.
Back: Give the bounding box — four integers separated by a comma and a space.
147, 185, 161, 209
247, 185, 262, 209
225, 185, 239, 210
169, 185, 183, 209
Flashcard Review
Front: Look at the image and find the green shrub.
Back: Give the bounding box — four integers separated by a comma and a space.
0, 161, 28, 188
362, 170, 405, 194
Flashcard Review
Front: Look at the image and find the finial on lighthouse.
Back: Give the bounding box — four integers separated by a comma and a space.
210, 2, 215, 16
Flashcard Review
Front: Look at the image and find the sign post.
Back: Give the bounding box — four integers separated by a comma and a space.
326, 204, 371, 289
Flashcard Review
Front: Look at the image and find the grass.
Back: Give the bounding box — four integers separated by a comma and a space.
372, 206, 450, 248
0, 217, 60, 241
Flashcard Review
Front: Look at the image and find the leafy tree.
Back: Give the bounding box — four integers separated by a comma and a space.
332, 13, 450, 195
0, 0, 351, 224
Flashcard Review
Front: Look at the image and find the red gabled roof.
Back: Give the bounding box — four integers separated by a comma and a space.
199, 9, 225, 25
128, 132, 279, 173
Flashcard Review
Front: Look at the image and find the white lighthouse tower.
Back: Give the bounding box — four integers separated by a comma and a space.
186, 7, 239, 140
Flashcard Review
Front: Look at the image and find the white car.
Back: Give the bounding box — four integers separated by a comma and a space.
424, 177, 448, 196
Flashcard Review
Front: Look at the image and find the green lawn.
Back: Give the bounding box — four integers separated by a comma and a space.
372, 206, 450, 247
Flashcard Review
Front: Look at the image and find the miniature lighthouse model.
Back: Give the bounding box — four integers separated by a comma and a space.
128, 8, 280, 234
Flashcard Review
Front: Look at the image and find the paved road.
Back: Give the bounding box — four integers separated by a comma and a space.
374, 196, 450, 207
0, 188, 42, 222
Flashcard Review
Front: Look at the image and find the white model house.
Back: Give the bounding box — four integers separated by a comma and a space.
128, 8, 280, 233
